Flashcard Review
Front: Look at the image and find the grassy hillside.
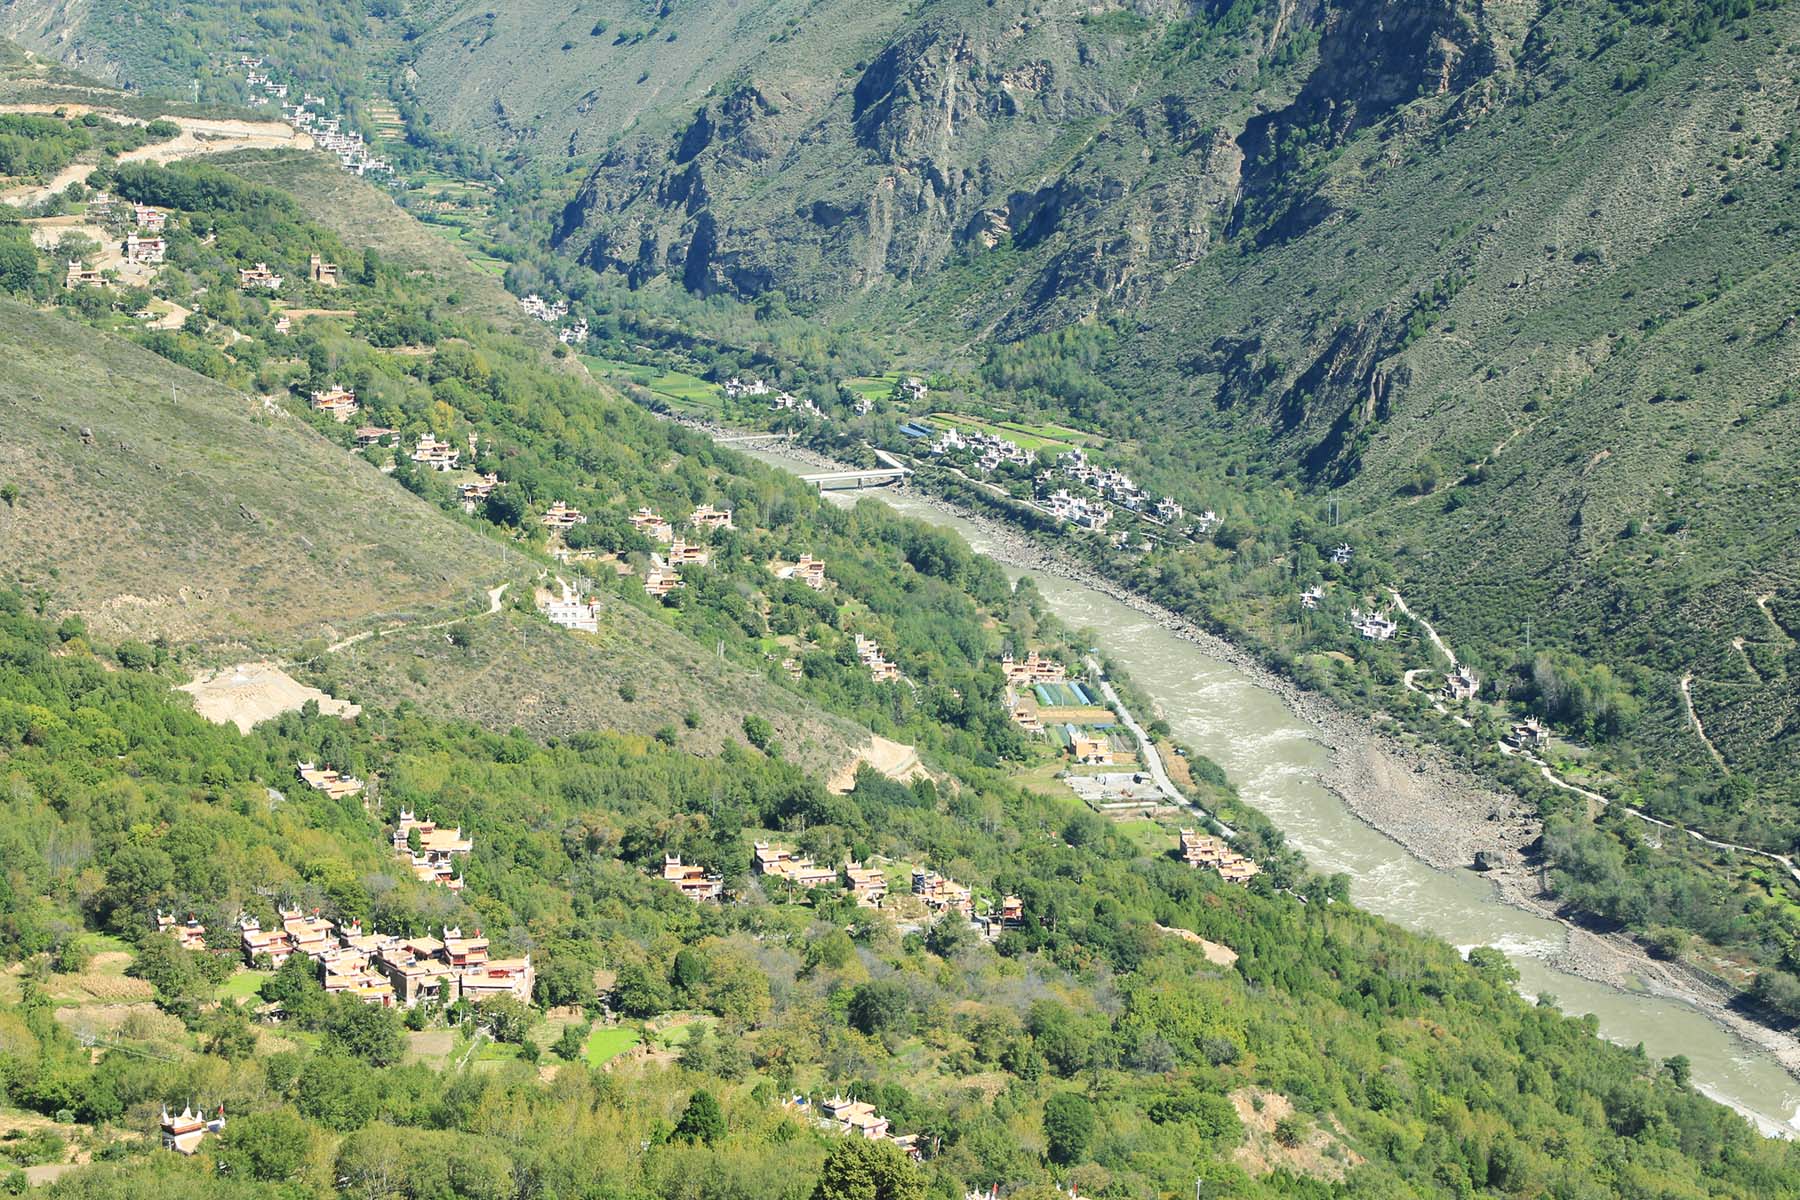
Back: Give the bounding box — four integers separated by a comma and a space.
0, 298, 503, 645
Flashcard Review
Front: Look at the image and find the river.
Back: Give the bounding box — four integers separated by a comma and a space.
743, 447, 1800, 1136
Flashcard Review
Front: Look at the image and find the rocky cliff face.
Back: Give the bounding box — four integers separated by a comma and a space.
556, 0, 1510, 334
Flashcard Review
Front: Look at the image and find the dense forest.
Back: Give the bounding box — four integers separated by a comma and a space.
4, 593, 1800, 1198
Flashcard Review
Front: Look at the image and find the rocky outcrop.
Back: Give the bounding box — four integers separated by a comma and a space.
1235, 0, 1501, 240
555, 0, 1511, 329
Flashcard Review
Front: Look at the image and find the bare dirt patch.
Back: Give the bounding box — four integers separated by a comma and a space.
1230, 1087, 1363, 1182
1153, 924, 1238, 967
828, 734, 927, 794
180, 661, 360, 733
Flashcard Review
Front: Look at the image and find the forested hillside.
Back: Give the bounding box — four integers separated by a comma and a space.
5, 593, 1800, 1199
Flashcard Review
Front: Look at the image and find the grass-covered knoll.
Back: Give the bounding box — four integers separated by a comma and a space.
3, 593, 1799, 1198
0, 298, 505, 645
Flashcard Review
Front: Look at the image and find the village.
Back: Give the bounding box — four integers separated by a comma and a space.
240, 57, 397, 181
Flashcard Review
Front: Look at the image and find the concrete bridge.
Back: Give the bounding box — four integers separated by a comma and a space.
800, 465, 912, 491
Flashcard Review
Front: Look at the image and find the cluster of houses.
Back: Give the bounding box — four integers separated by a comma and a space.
295, 760, 364, 800
239, 262, 282, 290
155, 910, 207, 950
624, 504, 730, 600
458, 473, 500, 510
723, 376, 774, 400
1042, 489, 1112, 531
1349, 607, 1399, 641
978, 894, 1025, 941
660, 848, 889, 908
753, 841, 838, 891
124, 230, 165, 265
1179, 829, 1261, 886
631, 506, 674, 543
519, 293, 569, 323
724, 375, 826, 417
541, 500, 586, 531
64, 260, 107, 288
541, 580, 602, 633
661, 855, 725, 902
1506, 717, 1549, 751
392, 808, 473, 892
411, 434, 461, 472
160, 1104, 226, 1155
1444, 665, 1479, 702
1056, 449, 1199, 530
1060, 725, 1117, 765
310, 386, 358, 422
1001, 650, 1067, 687
771, 391, 828, 418
1299, 583, 1325, 610
814, 1095, 924, 1158
690, 504, 734, 532
852, 634, 903, 683
929, 425, 1034, 473
912, 868, 973, 918
246, 60, 395, 179
643, 556, 684, 599
234, 909, 531, 1008
771, 554, 828, 590
559, 316, 590, 346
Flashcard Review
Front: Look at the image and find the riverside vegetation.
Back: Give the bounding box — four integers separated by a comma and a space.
0, 11, 1792, 1199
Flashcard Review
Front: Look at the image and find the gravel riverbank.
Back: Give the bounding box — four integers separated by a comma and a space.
699, 425, 1800, 1089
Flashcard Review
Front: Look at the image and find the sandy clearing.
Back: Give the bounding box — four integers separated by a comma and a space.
1231, 1087, 1363, 1181
0, 109, 311, 209
828, 733, 927, 793
1153, 923, 1238, 966
180, 660, 360, 733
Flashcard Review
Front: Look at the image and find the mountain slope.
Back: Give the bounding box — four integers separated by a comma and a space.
0, 298, 499, 645
0, 298, 860, 765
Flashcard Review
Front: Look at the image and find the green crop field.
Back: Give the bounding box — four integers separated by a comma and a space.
215, 971, 266, 1005
926, 413, 1099, 454
844, 374, 901, 400
583, 356, 721, 413
583, 1025, 640, 1067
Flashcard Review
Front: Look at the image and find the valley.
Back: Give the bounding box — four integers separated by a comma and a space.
0, 2, 1794, 1198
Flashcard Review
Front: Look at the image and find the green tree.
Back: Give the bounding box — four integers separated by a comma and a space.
670, 947, 709, 1001
673, 1088, 726, 1145
324, 996, 403, 1066
219, 1110, 311, 1182
1042, 1092, 1095, 1164
534, 955, 592, 1009
552, 1023, 587, 1061
811, 1137, 925, 1200
742, 713, 774, 752
0, 237, 36, 293
479, 996, 532, 1044
847, 981, 913, 1037
613, 961, 671, 1018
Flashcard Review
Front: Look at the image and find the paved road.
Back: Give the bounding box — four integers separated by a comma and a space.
1084, 656, 1236, 838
